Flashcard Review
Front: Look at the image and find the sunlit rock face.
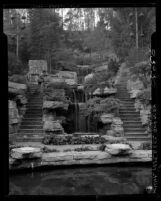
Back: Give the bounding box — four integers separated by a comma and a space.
8, 81, 27, 95
11, 147, 42, 159
84, 73, 94, 82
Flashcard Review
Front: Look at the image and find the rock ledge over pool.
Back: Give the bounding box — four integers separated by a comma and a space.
9, 149, 152, 170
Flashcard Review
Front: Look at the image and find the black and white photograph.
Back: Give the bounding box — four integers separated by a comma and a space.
5, 5, 156, 195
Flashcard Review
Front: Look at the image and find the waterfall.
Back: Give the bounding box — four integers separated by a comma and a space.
73, 89, 79, 132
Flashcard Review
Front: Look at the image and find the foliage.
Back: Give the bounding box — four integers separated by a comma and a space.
84, 71, 114, 94
85, 97, 120, 117
130, 60, 151, 88
42, 135, 107, 145
8, 52, 26, 75
46, 81, 73, 98
9, 74, 27, 84
136, 87, 151, 105
108, 58, 120, 75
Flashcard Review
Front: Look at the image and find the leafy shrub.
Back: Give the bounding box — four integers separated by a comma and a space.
130, 60, 151, 88
45, 81, 73, 101
108, 58, 120, 75
42, 135, 107, 145
8, 51, 26, 75
85, 97, 120, 117
8, 74, 27, 84
127, 48, 149, 67
136, 87, 151, 105
84, 71, 114, 94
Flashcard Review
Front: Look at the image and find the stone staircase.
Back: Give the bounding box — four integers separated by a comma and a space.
116, 71, 151, 142
15, 84, 44, 142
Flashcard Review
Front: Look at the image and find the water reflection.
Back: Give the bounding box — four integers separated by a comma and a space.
9, 166, 152, 195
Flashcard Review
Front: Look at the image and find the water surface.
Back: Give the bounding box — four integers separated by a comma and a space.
9, 166, 152, 195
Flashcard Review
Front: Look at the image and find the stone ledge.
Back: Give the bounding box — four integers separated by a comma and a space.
9, 150, 152, 170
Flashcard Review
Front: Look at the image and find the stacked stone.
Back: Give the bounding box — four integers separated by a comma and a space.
43, 87, 69, 135
8, 82, 28, 136
9, 100, 20, 134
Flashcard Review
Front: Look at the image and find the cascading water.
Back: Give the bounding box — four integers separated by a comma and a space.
73, 89, 79, 132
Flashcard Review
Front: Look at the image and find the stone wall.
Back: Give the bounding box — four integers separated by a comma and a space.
8, 82, 28, 138
99, 114, 124, 137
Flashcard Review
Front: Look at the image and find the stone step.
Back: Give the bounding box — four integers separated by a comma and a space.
123, 124, 144, 128
122, 120, 142, 124
24, 114, 42, 118
124, 128, 145, 132
15, 136, 44, 142
18, 129, 43, 134
120, 108, 136, 111
25, 111, 42, 115
23, 117, 42, 122
125, 134, 148, 137
126, 137, 152, 141
27, 104, 43, 107
120, 111, 140, 114
21, 121, 42, 125
121, 117, 141, 121
20, 125, 43, 129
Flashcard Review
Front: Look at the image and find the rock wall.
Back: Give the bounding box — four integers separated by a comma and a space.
99, 114, 124, 137
8, 82, 28, 137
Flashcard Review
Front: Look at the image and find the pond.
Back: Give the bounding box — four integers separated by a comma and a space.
9, 166, 152, 195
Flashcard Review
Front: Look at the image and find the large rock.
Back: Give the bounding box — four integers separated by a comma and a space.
8, 81, 27, 95
43, 101, 69, 111
43, 120, 64, 134
130, 89, 141, 99
100, 114, 114, 124
103, 87, 117, 95
84, 73, 94, 82
105, 143, 132, 156
11, 147, 42, 159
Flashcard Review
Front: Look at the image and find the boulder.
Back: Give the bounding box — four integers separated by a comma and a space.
112, 117, 123, 125
103, 87, 117, 95
56, 71, 77, 86
15, 94, 28, 104
130, 89, 141, 99
93, 88, 101, 95
11, 147, 42, 159
105, 143, 132, 156
84, 73, 94, 82
43, 120, 64, 134
100, 113, 114, 124
43, 101, 69, 111
8, 81, 27, 95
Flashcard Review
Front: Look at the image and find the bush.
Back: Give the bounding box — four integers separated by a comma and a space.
127, 48, 149, 67
85, 97, 120, 117
8, 51, 26, 75
8, 74, 27, 84
84, 71, 114, 94
108, 58, 120, 75
42, 135, 107, 145
136, 87, 151, 105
